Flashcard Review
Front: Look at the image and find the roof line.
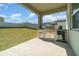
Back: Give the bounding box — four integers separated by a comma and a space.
19, 3, 40, 15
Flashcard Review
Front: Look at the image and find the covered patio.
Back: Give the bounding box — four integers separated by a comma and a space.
12, 3, 74, 55
20, 3, 68, 41
0, 3, 75, 56
20, 3, 66, 28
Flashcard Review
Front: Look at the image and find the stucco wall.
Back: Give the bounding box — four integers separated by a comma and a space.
67, 3, 79, 55
55, 22, 66, 30
69, 30, 79, 55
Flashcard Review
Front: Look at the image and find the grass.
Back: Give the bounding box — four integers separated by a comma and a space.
0, 28, 37, 51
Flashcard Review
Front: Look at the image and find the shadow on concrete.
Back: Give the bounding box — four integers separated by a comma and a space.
40, 38, 75, 56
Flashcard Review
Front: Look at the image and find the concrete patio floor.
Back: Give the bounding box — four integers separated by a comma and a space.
0, 38, 74, 56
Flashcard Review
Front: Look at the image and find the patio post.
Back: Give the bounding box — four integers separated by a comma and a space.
67, 3, 72, 29
38, 14, 43, 29
66, 3, 72, 42
38, 14, 43, 38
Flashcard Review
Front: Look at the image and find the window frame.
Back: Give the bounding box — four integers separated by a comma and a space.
70, 3, 79, 31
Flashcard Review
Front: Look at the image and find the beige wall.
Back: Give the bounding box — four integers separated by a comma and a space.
67, 4, 79, 55
69, 30, 79, 55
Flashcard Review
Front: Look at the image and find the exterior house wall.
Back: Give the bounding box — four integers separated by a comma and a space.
55, 21, 66, 30
0, 17, 4, 27
54, 21, 66, 40
69, 30, 79, 55
68, 18, 79, 55
67, 4, 79, 55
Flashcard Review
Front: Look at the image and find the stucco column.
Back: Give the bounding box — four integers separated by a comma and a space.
66, 3, 72, 42
38, 14, 43, 29
67, 3, 72, 29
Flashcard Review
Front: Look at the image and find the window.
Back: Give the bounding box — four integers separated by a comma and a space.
72, 3, 79, 29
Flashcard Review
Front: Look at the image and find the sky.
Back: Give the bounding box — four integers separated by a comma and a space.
0, 3, 66, 24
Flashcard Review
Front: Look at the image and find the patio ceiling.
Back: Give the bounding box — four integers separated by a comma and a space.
20, 3, 67, 15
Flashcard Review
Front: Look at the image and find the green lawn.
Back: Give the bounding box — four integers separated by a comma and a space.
0, 28, 37, 51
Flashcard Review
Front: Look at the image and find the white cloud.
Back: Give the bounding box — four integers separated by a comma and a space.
0, 14, 6, 17
28, 13, 36, 17
0, 4, 5, 7
43, 13, 66, 23
43, 15, 57, 22
6, 13, 24, 23
9, 13, 22, 18
7, 3, 13, 5
56, 15, 66, 20
0, 4, 9, 9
